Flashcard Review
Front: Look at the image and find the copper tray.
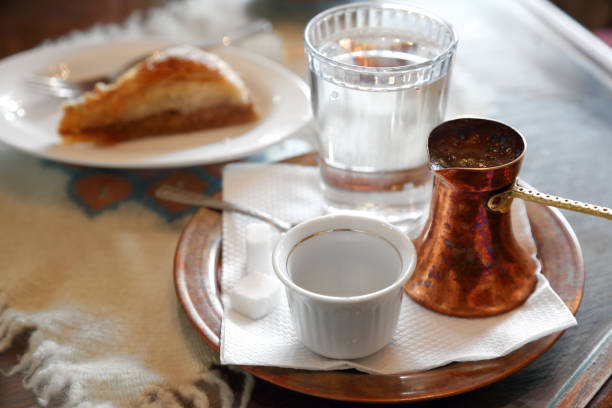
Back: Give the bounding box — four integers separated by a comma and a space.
174, 201, 583, 403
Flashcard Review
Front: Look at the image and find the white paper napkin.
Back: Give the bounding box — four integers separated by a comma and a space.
220, 163, 577, 374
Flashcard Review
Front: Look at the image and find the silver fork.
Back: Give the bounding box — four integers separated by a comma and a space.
25, 19, 273, 99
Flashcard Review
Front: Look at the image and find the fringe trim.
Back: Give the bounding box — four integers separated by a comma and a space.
138, 369, 251, 408
229, 366, 254, 408
0, 297, 248, 408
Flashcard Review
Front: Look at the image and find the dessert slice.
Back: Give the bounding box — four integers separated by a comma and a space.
58, 45, 257, 144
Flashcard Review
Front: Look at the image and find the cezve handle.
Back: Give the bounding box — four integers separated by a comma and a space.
488, 179, 612, 220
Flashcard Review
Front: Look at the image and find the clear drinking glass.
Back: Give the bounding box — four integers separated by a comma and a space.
304, 2, 457, 234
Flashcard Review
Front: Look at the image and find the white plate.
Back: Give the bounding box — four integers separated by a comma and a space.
0, 40, 311, 168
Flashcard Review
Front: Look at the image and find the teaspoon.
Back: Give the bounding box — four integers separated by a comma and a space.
155, 185, 293, 232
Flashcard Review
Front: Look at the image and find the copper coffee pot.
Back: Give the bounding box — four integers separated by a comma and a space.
404, 118, 611, 317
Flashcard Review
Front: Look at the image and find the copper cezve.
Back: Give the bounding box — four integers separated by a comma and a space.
404, 118, 538, 317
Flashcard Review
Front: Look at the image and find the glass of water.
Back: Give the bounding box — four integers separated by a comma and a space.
304, 2, 457, 234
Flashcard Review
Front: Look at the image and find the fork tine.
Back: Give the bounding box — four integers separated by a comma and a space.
48, 76, 102, 91
24, 80, 70, 97
24, 76, 86, 99
24, 83, 78, 99
27, 74, 106, 94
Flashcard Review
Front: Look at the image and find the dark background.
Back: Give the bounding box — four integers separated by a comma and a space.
0, 0, 611, 60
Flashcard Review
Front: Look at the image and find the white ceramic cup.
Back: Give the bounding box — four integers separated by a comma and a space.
272, 214, 416, 359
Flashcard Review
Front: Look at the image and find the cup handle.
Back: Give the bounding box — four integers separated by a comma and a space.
488, 179, 612, 220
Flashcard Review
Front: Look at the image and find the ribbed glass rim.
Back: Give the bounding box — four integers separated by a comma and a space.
303, 1, 458, 74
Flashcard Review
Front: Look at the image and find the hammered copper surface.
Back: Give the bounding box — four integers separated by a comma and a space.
174, 198, 583, 403
405, 118, 538, 317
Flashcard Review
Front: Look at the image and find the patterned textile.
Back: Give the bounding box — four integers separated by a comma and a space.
0, 0, 282, 406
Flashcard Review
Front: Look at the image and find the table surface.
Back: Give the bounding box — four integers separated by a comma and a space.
1, 0, 611, 407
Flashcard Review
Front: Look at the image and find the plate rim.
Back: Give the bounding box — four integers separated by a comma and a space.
174, 196, 584, 403
0, 39, 311, 169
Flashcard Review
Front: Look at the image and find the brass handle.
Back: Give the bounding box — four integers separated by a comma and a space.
488, 180, 612, 220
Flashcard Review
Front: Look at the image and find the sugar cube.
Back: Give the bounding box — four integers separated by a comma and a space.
246, 223, 274, 275
228, 273, 282, 320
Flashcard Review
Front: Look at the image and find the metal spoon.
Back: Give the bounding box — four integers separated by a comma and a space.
155, 185, 293, 232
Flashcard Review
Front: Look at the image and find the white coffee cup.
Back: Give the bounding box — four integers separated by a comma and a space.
272, 214, 416, 359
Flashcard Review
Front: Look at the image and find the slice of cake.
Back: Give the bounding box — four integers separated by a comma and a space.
58, 45, 257, 144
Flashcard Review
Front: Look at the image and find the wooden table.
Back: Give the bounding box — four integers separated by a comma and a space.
1, 0, 611, 407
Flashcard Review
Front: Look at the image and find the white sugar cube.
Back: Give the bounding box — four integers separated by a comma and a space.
227, 222, 281, 319
246, 223, 274, 275
228, 273, 282, 320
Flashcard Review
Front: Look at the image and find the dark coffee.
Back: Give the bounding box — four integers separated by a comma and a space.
429, 121, 524, 169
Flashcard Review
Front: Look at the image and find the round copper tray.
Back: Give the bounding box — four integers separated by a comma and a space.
174, 201, 583, 403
